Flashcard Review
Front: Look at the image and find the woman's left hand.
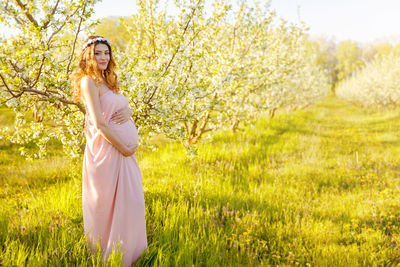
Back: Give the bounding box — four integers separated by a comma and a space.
111, 107, 132, 124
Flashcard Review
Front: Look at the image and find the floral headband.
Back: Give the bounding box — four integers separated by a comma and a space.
82, 37, 111, 51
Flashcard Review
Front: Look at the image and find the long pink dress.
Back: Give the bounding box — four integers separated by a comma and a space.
82, 89, 147, 266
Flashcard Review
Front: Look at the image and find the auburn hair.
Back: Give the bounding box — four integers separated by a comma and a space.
71, 35, 119, 102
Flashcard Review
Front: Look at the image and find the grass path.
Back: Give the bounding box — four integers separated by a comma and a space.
1, 97, 400, 266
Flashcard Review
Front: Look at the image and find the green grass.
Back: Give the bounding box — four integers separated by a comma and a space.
1, 96, 400, 266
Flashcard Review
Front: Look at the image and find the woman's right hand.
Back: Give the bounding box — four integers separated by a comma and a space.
121, 144, 138, 157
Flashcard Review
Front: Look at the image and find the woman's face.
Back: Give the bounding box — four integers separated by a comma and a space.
94, 43, 110, 71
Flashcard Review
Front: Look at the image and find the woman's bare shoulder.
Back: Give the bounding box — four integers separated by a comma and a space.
80, 76, 100, 96
80, 75, 96, 88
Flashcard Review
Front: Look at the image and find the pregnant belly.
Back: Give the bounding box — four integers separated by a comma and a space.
110, 120, 139, 147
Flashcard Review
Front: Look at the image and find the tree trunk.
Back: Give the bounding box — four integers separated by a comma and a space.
230, 119, 239, 133
269, 108, 277, 118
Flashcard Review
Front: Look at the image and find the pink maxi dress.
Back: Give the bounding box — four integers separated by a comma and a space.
82, 89, 147, 266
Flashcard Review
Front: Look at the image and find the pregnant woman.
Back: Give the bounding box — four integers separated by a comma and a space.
71, 36, 147, 266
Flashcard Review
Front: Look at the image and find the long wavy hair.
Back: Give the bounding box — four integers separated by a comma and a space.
71, 35, 119, 102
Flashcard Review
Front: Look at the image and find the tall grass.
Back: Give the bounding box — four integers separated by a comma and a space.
1, 97, 400, 266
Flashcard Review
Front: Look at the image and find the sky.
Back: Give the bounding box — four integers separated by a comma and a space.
91, 0, 400, 44
1, 0, 400, 44
268, 0, 400, 43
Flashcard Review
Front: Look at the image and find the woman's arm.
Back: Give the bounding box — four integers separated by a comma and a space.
81, 77, 136, 157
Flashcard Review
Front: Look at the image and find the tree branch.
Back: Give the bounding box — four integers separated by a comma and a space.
145, 0, 201, 105
47, 5, 81, 47
14, 0, 39, 27
231, 26, 237, 54
9, 60, 30, 85
22, 87, 85, 113
0, 72, 25, 104
0, 2, 23, 25
183, 121, 189, 136
1, 92, 24, 105
41, 0, 61, 29
149, 3, 157, 60
0, 73, 17, 97
32, 55, 46, 87
195, 90, 215, 99
67, 0, 87, 74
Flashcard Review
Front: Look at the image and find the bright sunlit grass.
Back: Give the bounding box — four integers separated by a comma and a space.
1, 96, 400, 266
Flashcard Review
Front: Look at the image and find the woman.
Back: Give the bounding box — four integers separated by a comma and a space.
71, 35, 147, 266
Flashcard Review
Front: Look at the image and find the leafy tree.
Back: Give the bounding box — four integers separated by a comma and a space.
336, 52, 400, 108
0, 0, 329, 157
95, 16, 131, 51
0, 0, 99, 159
361, 41, 400, 63
335, 40, 364, 82
309, 36, 338, 92
118, 0, 329, 145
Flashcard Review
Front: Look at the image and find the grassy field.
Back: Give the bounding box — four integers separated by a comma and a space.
1, 96, 400, 266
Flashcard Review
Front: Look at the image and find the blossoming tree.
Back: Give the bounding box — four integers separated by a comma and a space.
0, 0, 329, 158
117, 0, 329, 145
0, 0, 99, 158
